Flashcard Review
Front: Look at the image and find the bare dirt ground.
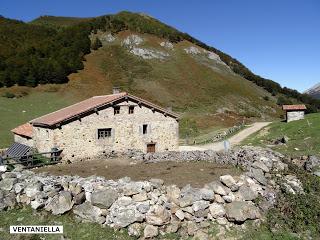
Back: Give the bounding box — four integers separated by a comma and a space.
179, 122, 271, 152
33, 158, 242, 188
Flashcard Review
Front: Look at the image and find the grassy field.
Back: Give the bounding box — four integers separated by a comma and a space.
243, 113, 320, 157
0, 91, 77, 148
0, 207, 132, 240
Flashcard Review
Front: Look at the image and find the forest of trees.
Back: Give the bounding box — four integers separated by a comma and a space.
1, 12, 320, 111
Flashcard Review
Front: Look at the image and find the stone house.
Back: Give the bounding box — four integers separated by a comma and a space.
282, 104, 306, 122
11, 92, 179, 161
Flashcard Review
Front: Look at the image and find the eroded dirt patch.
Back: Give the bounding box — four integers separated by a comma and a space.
33, 158, 242, 188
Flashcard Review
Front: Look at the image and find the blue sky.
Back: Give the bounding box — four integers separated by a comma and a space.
1, 0, 319, 92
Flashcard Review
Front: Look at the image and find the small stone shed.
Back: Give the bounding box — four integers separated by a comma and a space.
11, 92, 179, 161
282, 104, 307, 122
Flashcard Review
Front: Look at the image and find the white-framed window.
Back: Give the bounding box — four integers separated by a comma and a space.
98, 128, 112, 139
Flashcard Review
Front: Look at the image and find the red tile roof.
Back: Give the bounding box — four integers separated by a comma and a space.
11, 123, 33, 138
30, 92, 179, 127
282, 104, 307, 111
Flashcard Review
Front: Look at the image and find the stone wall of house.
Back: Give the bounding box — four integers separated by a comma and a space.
14, 135, 33, 148
287, 111, 304, 122
33, 100, 179, 161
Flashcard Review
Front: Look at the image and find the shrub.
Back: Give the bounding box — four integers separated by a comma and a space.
263, 96, 270, 101
2, 92, 15, 98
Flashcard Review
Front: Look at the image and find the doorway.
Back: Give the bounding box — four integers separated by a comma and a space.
147, 143, 156, 153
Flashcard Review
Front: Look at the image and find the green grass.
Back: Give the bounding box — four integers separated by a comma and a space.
243, 113, 320, 157
0, 207, 132, 240
0, 92, 76, 148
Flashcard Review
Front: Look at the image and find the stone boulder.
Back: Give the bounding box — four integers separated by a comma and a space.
110, 206, 144, 228
25, 182, 43, 199
220, 175, 239, 191
225, 201, 261, 222
91, 188, 118, 209
144, 224, 158, 238
45, 191, 73, 215
0, 178, 17, 191
304, 155, 320, 172
146, 205, 171, 225
73, 202, 105, 223
205, 181, 230, 196
250, 168, 267, 185
236, 185, 258, 201
209, 203, 226, 218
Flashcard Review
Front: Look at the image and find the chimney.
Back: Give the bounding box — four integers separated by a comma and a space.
112, 87, 120, 94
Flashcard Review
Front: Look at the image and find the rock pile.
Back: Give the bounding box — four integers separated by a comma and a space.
0, 147, 305, 239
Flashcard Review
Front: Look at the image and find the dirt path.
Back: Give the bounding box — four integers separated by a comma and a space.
179, 122, 271, 152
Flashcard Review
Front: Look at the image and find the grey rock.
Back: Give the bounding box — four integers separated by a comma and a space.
236, 185, 258, 201
73, 202, 105, 223
0, 178, 17, 191
192, 200, 209, 212
1, 172, 17, 179
205, 181, 230, 196
304, 155, 320, 172
111, 206, 144, 228
175, 209, 185, 220
132, 191, 148, 202
91, 188, 118, 209
250, 168, 267, 185
220, 175, 239, 191
209, 203, 226, 218
146, 205, 170, 225
73, 192, 86, 205
31, 198, 46, 209
225, 201, 261, 222
252, 161, 270, 173
45, 191, 73, 215
25, 182, 43, 199
199, 188, 214, 201
144, 224, 158, 238
117, 196, 133, 207
137, 202, 150, 214
128, 223, 143, 237
149, 178, 164, 188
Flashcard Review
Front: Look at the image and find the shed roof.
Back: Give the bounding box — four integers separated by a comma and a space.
5, 142, 31, 158
30, 92, 179, 127
282, 104, 307, 111
11, 123, 33, 138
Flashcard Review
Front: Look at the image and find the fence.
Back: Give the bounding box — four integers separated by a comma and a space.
0, 149, 62, 169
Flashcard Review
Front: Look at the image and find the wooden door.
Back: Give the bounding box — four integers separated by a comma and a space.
147, 143, 156, 153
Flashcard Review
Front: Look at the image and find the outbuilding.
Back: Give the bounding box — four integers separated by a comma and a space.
282, 104, 307, 122
11, 92, 179, 161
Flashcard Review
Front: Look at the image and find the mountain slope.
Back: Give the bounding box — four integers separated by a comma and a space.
305, 83, 320, 99
0, 11, 317, 146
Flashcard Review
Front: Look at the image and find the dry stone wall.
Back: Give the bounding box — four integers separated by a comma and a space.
0, 147, 304, 239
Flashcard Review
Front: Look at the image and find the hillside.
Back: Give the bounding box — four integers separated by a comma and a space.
0, 11, 317, 147
243, 113, 320, 157
305, 83, 320, 99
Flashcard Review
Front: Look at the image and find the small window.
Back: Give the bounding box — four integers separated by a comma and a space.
98, 128, 112, 139
129, 106, 134, 114
143, 124, 148, 134
114, 106, 120, 115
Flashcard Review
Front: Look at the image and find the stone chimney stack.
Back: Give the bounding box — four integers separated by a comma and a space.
112, 87, 120, 94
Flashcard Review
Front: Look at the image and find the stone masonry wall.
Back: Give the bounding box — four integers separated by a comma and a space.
287, 111, 304, 122
31, 100, 179, 161
0, 147, 304, 239
14, 135, 33, 148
